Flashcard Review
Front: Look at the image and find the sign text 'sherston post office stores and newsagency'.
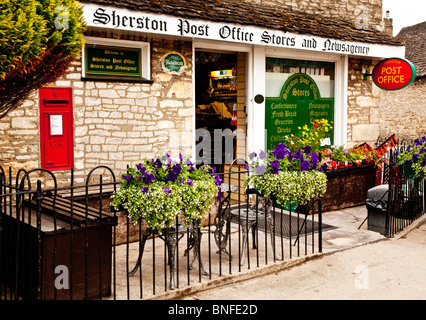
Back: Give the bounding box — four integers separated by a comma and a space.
83, 5, 405, 58
265, 73, 334, 151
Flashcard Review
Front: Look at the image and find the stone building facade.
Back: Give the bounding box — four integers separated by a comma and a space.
378, 21, 426, 142
0, 0, 405, 184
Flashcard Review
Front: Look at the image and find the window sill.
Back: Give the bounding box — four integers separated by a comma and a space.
81, 75, 154, 84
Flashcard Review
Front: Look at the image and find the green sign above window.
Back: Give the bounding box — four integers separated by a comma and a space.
265, 73, 334, 151
85, 45, 141, 77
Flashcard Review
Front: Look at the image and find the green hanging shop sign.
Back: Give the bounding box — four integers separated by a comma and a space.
85, 44, 142, 77
265, 73, 334, 151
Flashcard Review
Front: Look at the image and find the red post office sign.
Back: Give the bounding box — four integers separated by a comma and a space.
372, 58, 416, 90
39, 87, 74, 171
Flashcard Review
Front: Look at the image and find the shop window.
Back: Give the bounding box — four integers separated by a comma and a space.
265, 58, 335, 151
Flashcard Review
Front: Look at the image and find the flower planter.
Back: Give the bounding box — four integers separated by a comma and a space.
321, 164, 377, 212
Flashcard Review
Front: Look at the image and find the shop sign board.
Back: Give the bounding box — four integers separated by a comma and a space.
265, 73, 334, 151
161, 52, 186, 74
83, 4, 405, 59
85, 44, 142, 77
372, 58, 416, 90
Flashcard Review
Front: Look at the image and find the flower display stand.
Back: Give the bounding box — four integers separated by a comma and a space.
127, 221, 208, 290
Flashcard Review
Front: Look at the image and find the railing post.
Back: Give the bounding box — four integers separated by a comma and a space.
318, 197, 322, 253
35, 180, 43, 300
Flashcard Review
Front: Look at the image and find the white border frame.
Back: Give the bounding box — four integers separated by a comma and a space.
82, 36, 151, 79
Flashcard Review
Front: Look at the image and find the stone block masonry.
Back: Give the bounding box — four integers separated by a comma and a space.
245, 0, 383, 28
0, 33, 194, 186
347, 58, 381, 148
378, 77, 426, 141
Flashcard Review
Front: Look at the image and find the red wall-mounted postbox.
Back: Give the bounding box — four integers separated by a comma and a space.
39, 87, 74, 171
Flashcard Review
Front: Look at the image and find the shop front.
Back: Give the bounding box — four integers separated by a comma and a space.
0, 0, 406, 182
79, 1, 404, 173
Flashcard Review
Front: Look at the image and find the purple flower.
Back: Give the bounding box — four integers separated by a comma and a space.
154, 159, 162, 169
188, 166, 195, 172
181, 177, 185, 184
249, 152, 257, 160
162, 153, 172, 166
310, 153, 319, 169
166, 164, 182, 182
179, 153, 183, 162
272, 143, 289, 159
300, 160, 310, 171
137, 163, 146, 172
163, 187, 171, 194
255, 165, 266, 175
412, 152, 419, 163
303, 145, 311, 154
214, 175, 223, 186
216, 186, 222, 202
270, 160, 280, 174
319, 162, 328, 172
259, 150, 267, 159
186, 157, 193, 166
144, 173, 155, 184
141, 186, 148, 193
123, 175, 132, 183
421, 158, 426, 167
187, 179, 193, 186
244, 164, 249, 170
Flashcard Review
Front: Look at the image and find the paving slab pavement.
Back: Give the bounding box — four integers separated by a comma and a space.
181, 206, 426, 300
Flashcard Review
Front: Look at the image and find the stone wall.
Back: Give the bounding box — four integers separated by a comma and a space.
347, 57, 381, 148
0, 33, 194, 185
244, 0, 383, 27
378, 77, 426, 141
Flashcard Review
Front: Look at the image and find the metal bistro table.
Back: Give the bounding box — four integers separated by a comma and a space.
214, 187, 283, 265
128, 221, 208, 290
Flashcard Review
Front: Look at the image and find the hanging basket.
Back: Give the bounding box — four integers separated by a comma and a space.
402, 163, 417, 180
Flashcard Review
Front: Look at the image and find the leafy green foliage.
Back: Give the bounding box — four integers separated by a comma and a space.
0, 0, 86, 118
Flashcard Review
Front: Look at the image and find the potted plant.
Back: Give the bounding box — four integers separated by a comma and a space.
330, 146, 349, 169
111, 153, 222, 232
395, 136, 426, 180
285, 119, 333, 153
350, 152, 364, 166
245, 143, 327, 209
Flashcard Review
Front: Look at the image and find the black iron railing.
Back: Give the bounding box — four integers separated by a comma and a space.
0, 162, 324, 300
373, 137, 425, 238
